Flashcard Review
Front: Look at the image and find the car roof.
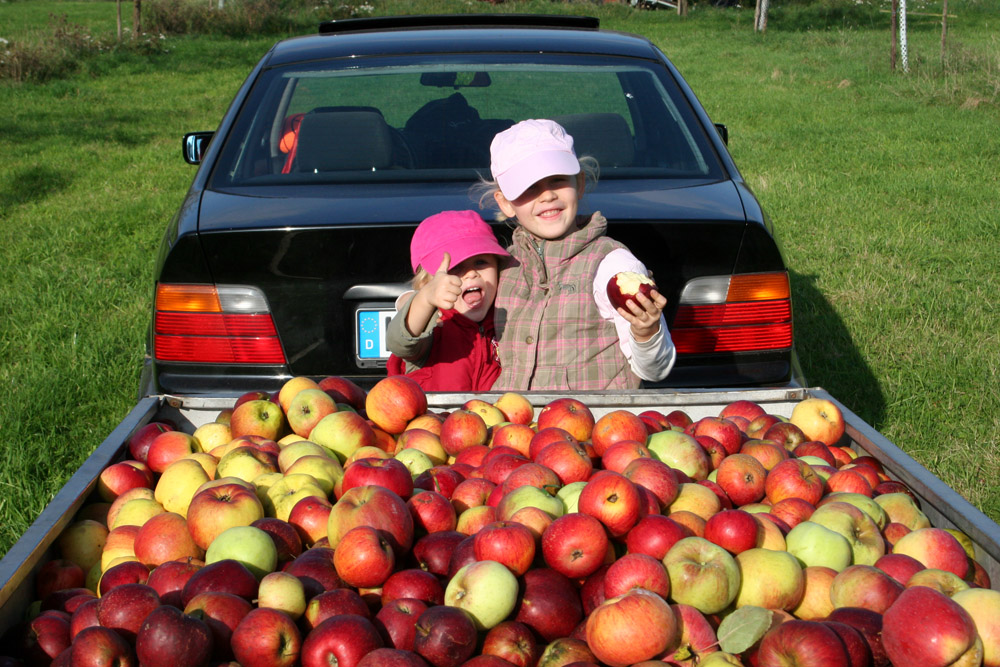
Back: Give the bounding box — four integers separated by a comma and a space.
263, 15, 663, 68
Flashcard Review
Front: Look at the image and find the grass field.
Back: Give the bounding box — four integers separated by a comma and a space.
1, 0, 998, 559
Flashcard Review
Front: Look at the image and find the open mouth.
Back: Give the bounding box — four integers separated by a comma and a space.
462, 286, 484, 308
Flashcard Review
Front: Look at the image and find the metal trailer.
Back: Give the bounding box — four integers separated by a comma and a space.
1, 387, 998, 637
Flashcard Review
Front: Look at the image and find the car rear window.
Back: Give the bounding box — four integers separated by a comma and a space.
209, 56, 725, 188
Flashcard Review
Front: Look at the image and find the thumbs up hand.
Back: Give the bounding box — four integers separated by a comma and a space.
421, 252, 463, 312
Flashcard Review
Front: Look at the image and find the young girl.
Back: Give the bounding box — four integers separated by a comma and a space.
487, 119, 676, 391
385, 210, 510, 391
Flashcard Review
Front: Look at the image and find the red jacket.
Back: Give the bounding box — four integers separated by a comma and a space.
387, 307, 501, 392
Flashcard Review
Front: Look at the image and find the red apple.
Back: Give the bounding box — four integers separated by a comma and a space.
823, 620, 874, 667
763, 421, 809, 451
21, 612, 71, 667
830, 564, 904, 614
97, 461, 155, 503
186, 482, 265, 550
756, 619, 850, 666
439, 409, 489, 457
874, 552, 925, 586
286, 495, 333, 547
586, 588, 678, 667
480, 621, 541, 667
603, 552, 670, 599
302, 614, 384, 667
826, 607, 889, 667
128, 422, 176, 464
146, 431, 201, 474
413, 465, 465, 499
375, 598, 429, 651
606, 270, 657, 311
622, 457, 680, 508
69, 626, 136, 667
96, 583, 161, 642
327, 485, 414, 556
765, 457, 826, 506
145, 558, 202, 608
133, 511, 204, 568
365, 375, 428, 435
692, 417, 743, 456
412, 530, 466, 578
746, 413, 783, 440
357, 648, 429, 667
703, 509, 761, 555
625, 514, 690, 561
534, 439, 593, 486
541, 512, 610, 579
473, 520, 536, 576
412, 605, 477, 667
882, 586, 980, 667
317, 375, 368, 411
135, 605, 212, 667
528, 427, 579, 460
514, 568, 584, 643
230, 399, 286, 441
98, 560, 152, 596
342, 457, 414, 499
333, 525, 396, 588
578, 470, 642, 538
183, 591, 252, 661
741, 439, 790, 470
180, 559, 259, 607
714, 453, 767, 507
231, 607, 302, 667
407, 490, 458, 535
35, 559, 86, 602
490, 423, 535, 458
591, 409, 649, 457
663, 603, 719, 666
302, 588, 371, 632
891, 527, 970, 579
536, 398, 595, 443
381, 569, 444, 607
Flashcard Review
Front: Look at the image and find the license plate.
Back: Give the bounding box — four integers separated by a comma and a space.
355, 306, 396, 367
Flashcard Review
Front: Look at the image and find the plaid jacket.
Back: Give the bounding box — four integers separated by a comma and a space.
493, 212, 641, 391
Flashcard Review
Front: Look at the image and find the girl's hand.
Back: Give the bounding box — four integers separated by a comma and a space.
618, 289, 667, 342
421, 252, 463, 311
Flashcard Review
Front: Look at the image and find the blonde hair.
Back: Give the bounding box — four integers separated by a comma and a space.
472, 156, 600, 218
411, 267, 431, 291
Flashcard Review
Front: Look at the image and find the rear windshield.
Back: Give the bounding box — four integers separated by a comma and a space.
209, 56, 725, 187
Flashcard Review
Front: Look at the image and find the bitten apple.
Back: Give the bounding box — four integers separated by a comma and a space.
607, 271, 657, 311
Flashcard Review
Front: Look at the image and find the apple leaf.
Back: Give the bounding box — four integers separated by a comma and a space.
717, 606, 772, 654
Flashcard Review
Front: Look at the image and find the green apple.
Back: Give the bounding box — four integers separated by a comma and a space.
264, 473, 327, 521
277, 440, 331, 472
734, 548, 805, 611
394, 448, 435, 479
663, 536, 740, 614
496, 485, 565, 521
445, 559, 518, 630
205, 525, 278, 580
257, 571, 307, 620
809, 501, 885, 565
283, 455, 344, 496
556, 481, 587, 514
785, 521, 853, 571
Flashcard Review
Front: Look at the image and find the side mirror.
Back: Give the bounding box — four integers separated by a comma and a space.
183, 132, 214, 165
714, 123, 729, 146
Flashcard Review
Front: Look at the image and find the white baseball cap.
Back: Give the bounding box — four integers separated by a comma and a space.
490, 119, 581, 200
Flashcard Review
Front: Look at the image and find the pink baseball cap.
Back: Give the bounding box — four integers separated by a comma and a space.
490, 119, 581, 200
410, 210, 510, 274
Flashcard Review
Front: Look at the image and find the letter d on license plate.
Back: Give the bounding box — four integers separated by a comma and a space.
355, 306, 395, 368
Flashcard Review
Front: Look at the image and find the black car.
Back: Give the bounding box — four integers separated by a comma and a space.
142, 13, 801, 397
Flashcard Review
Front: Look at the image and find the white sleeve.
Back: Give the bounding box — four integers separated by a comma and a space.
593, 248, 676, 382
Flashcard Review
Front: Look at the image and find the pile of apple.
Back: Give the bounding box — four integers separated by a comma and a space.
6, 376, 1000, 667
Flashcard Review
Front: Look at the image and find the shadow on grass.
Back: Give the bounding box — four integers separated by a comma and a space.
0, 165, 71, 215
1, 108, 153, 147
790, 268, 887, 429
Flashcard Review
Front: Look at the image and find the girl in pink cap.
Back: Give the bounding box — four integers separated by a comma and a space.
485, 119, 676, 390
385, 210, 511, 391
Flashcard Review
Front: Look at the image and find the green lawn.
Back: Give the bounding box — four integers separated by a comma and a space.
1, 0, 998, 558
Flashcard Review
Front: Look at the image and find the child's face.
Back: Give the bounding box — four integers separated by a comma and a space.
449, 253, 499, 323
494, 174, 585, 241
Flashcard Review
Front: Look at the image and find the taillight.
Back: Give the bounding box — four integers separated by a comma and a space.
671, 272, 793, 354
153, 284, 286, 364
